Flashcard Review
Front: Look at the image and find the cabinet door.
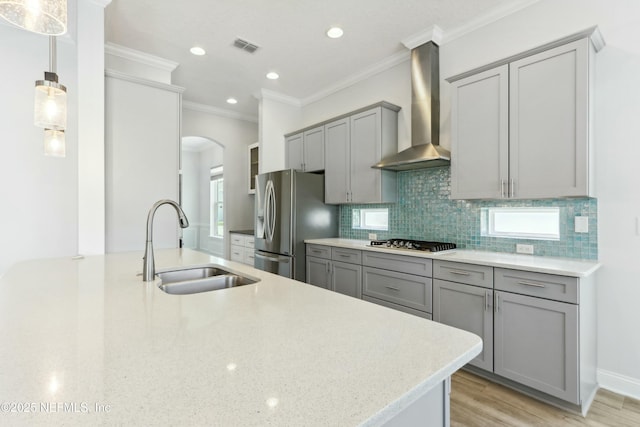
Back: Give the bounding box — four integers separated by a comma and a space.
350, 108, 383, 203
450, 65, 509, 199
306, 256, 331, 290
433, 280, 493, 371
332, 261, 362, 299
324, 118, 350, 204
494, 291, 579, 404
303, 126, 324, 172
285, 133, 304, 171
509, 39, 589, 198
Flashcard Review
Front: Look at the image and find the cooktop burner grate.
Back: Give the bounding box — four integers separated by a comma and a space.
370, 239, 457, 252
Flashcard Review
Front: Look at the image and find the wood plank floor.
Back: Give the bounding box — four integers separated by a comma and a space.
450, 370, 640, 426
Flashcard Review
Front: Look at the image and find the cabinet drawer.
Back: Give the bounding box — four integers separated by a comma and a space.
230, 245, 244, 262
362, 251, 432, 277
230, 234, 244, 246
433, 260, 493, 289
243, 247, 255, 265
363, 267, 432, 313
332, 247, 361, 264
363, 296, 432, 320
244, 236, 255, 248
495, 268, 578, 304
306, 244, 331, 260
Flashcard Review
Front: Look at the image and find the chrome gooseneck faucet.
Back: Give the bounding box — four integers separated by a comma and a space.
143, 199, 189, 281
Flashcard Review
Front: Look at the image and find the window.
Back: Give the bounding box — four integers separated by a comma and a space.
481, 207, 560, 240
352, 208, 389, 231
210, 166, 223, 238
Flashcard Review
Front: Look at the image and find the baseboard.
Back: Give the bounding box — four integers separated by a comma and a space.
598, 369, 640, 400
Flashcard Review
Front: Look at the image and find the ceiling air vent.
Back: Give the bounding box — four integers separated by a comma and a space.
233, 38, 260, 53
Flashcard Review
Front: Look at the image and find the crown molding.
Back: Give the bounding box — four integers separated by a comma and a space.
402, 25, 444, 49
105, 42, 179, 73
105, 69, 185, 93
87, 0, 113, 7
182, 101, 258, 123
442, 0, 540, 44
301, 50, 409, 107
254, 89, 302, 108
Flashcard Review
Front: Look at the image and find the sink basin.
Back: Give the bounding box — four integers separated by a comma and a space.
157, 266, 258, 295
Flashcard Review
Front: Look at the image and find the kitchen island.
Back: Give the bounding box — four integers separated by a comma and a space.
0, 249, 481, 426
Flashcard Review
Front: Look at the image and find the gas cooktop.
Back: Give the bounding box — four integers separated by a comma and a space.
369, 239, 457, 252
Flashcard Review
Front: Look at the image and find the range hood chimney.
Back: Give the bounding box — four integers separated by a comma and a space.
373, 41, 450, 171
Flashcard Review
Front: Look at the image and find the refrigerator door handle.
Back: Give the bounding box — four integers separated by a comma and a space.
254, 251, 291, 263
264, 180, 276, 242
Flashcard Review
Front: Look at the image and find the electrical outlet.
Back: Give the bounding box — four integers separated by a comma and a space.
516, 244, 534, 255
368, 233, 377, 240
575, 216, 589, 233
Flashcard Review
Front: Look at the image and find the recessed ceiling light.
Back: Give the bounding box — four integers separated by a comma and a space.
190, 46, 206, 56
226, 98, 238, 105
326, 27, 344, 39
266, 72, 279, 80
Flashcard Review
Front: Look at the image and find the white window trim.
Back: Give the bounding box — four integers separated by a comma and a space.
481, 207, 560, 241
210, 166, 224, 238
352, 208, 389, 231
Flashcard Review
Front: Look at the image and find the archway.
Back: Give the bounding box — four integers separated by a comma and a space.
181, 136, 225, 257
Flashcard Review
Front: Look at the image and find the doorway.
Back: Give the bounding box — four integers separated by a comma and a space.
181, 136, 225, 257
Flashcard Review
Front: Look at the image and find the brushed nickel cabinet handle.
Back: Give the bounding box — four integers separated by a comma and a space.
385, 286, 400, 291
495, 293, 500, 313
501, 179, 506, 198
485, 291, 490, 311
448, 269, 471, 276
510, 178, 515, 198
517, 280, 546, 288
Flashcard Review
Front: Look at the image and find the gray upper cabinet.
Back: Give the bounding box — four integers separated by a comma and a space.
449, 32, 600, 200
509, 39, 589, 198
324, 104, 399, 204
285, 132, 304, 171
450, 65, 508, 199
285, 126, 324, 172
324, 118, 350, 204
494, 291, 579, 404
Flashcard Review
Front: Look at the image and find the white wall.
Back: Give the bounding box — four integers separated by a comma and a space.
0, 26, 78, 275
180, 149, 200, 249
182, 107, 258, 258
258, 93, 302, 173
297, 0, 640, 398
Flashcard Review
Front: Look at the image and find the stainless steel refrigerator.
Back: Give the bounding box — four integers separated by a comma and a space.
254, 169, 338, 281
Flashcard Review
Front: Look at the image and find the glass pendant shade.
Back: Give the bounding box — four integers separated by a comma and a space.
44, 129, 65, 157
0, 0, 67, 35
34, 73, 66, 130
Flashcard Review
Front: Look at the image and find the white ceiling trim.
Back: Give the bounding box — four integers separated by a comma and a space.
402, 25, 444, 49
441, 0, 540, 44
105, 42, 179, 73
255, 89, 302, 108
105, 69, 185, 93
87, 0, 113, 8
183, 100, 259, 123
301, 50, 410, 107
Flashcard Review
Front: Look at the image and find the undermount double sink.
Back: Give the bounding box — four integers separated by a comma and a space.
157, 265, 258, 295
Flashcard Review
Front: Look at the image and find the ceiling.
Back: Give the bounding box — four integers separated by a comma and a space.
105, 0, 535, 120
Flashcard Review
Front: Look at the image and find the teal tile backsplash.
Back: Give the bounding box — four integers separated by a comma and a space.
339, 167, 597, 260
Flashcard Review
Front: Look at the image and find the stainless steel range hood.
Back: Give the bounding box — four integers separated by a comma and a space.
373, 41, 450, 171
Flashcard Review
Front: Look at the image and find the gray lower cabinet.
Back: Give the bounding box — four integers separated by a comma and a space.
332, 261, 362, 299
494, 290, 579, 404
305, 244, 362, 298
433, 261, 595, 411
306, 255, 331, 290
433, 279, 493, 371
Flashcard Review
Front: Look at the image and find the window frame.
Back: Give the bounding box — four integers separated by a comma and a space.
352, 208, 389, 231
480, 207, 560, 241
209, 166, 224, 238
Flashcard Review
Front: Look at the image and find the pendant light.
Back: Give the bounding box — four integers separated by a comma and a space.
34, 36, 66, 131
0, 0, 67, 35
43, 129, 65, 157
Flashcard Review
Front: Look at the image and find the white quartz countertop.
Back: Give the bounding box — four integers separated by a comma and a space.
0, 249, 481, 426
304, 238, 601, 277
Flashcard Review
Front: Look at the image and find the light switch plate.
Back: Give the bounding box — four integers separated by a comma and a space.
516, 244, 534, 254
575, 216, 589, 233
368, 233, 377, 240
